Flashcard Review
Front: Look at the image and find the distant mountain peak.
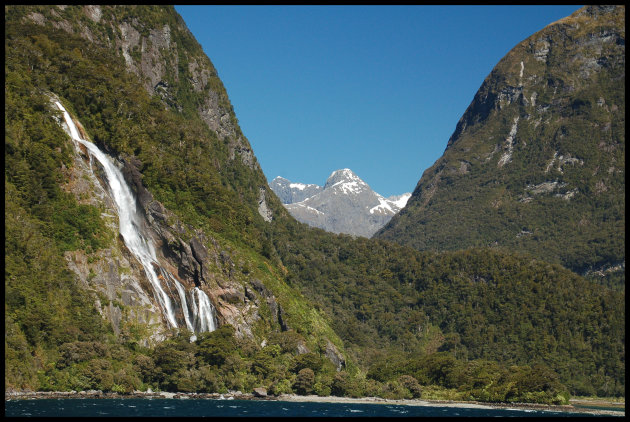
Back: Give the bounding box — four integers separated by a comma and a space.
269, 176, 323, 204
270, 168, 411, 238
327, 168, 358, 180
324, 168, 369, 195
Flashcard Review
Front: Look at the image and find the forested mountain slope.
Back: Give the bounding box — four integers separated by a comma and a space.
5, 4, 346, 393
376, 5, 625, 289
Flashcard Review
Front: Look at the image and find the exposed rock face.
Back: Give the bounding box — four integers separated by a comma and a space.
269, 176, 323, 204
247, 279, 289, 331
324, 340, 346, 372
252, 387, 267, 397
257, 187, 274, 222
55, 101, 270, 342
271, 169, 410, 238
25, 5, 261, 172
376, 5, 625, 284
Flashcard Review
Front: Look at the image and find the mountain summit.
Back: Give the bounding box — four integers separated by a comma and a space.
376, 5, 625, 286
271, 169, 411, 237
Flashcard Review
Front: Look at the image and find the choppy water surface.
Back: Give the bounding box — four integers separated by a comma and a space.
4, 398, 614, 417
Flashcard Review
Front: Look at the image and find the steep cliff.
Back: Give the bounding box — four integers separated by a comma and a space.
5, 5, 346, 389
376, 6, 625, 287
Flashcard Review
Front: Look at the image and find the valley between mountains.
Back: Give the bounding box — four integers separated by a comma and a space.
5, 5, 624, 403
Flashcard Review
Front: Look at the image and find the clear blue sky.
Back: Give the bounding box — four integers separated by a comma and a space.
175, 5, 581, 197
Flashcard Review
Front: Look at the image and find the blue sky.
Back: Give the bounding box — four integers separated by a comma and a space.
175, 5, 581, 197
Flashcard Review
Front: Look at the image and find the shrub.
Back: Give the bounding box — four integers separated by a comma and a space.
293, 368, 315, 395
195, 325, 237, 366
291, 352, 324, 374
398, 375, 422, 398
57, 341, 109, 368
331, 371, 363, 398
269, 378, 293, 396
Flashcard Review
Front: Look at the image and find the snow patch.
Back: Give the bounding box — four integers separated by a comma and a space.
370, 193, 410, 215
390, 193, 411, 209
332, 180, 366, 195
370, 196, 394, 215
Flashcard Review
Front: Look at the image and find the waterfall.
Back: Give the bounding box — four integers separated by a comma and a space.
194, 287, 217, 332
54, 100, 217, 334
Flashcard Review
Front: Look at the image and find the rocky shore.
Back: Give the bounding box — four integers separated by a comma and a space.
5, 390, 624, 416
4, 389, 272, 401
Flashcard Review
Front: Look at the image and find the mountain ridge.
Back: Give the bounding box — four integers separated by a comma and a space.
375, 5, 625, 288
270, 169, 411, 237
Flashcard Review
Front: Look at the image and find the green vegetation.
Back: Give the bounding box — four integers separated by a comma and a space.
5, 181, 112, 389
11, 324, 572, 404
269, 221, 625, 397
4, 5, 624, 404
376, 6, 625, 290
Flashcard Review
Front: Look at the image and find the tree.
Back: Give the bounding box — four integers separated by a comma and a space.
398, 375, 422, 398
293, 368, 315, 395
196, 325, 236, 366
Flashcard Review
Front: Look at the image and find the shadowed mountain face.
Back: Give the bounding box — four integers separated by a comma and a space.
271, 169, 410, 238
376, 5, 625, 287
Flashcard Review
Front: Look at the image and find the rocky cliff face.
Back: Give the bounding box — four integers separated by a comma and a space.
376, 5, 625, 286
7, 5, 345, 363
22, 5, 275, 222
272, 169, 410, 238
54, 98, 278, 344
269, 177, 323, 204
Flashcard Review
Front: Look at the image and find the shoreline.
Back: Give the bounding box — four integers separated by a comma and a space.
275, 394, 624, 416
5, 390, 624, 416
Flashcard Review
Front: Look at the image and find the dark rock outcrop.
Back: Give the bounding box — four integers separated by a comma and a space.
324, 340, 346, 372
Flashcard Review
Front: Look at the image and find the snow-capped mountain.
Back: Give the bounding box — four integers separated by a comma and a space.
269, 176, 323, 204
270, 169, 411, 238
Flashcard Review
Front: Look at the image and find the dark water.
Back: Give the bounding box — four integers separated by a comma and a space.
4, 398, 614, 417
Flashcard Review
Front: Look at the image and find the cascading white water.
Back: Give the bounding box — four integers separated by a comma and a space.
54, 100, 217, 334
194, 287, 217, 332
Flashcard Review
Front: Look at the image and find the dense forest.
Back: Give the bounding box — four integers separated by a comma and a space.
5, 5, 625, 403
269, 223, 625, 397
